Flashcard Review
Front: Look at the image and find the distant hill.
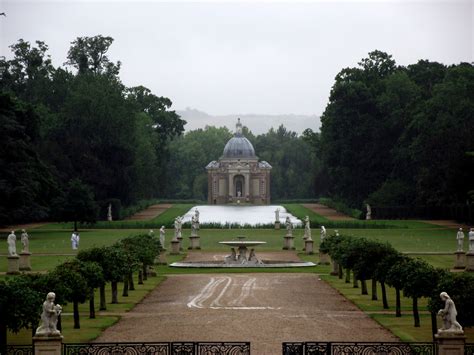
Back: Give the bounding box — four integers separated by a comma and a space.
176, 108, 320, 135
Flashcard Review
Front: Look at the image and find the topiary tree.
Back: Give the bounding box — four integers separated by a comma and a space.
103, 244, 129, 304
385, 255, 411, 317
77, 247, 108, 311
373, 246, 403, 309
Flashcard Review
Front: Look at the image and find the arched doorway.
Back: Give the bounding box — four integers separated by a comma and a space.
233, 175, 244, 197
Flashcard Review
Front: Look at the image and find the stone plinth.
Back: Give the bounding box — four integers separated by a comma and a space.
283, 236, 295, 250
305, 239, 314, 255
330, 258, 339, 276
155, 253, 168, 265
7, 255, 20, 275
188, 236, 201, 250
170, 240, 180, 255
274, 222, 280, 230
33, 335, 63, 355
319, 251, 330, 265
435, 332, 465, 355
465, 251, 474, 271
177, 237, 183, 252
453, 251, 466, 269
19, 251, 32, 271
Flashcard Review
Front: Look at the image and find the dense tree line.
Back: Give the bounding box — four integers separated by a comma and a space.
0, 36, 185, 225
165, 125, 317, 201
318, 51, 474, 212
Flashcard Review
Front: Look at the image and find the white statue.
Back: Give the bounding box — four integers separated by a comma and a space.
335, 230, 340, 237
194, 208, 200, 223
304, 216, 311, 240
275, 208, 280, 223
320, 226, 327, 242
225, 248, 237, 264
148, 229, 154, 237
159, 225, 166, 247
107, 203, 112, 222
177, 216, 183, 239
35, 292, 62, 336
191, 215, 199, 237
7, 231, 17, 256
21, 229, 29, 253
71, 232, 80, 250
456, 228, 464, 252
437, 292, 463, 333
366, 204, 372, 220
285, 216, 293, 237
174, 217, 179, 240
468, 228, 474, 252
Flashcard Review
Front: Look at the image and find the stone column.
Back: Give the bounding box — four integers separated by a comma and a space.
7, 255, 20, 275
177, 236, 183, 251
170, 239, 180, 255
305, 239, 314, 255
33, 335, 63, 355
244, 173, 250, 202
19, 251, 32, 271
465, 251, 474, 271
453, 251, 466, 269
435, 333, 465, 355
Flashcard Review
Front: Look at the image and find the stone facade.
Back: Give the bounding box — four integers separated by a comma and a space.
206, 119, 272, 205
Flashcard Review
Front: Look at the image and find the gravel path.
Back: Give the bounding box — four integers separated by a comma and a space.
124, 204, 173, 221
303, 204, 355, 221
96, 273, 397, 354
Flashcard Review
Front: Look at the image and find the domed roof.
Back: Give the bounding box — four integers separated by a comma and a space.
222, 118, 256, 158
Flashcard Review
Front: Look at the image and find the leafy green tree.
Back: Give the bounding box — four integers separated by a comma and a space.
77, 247, 108, 311
385, 255, 411, 317
103, 244, 129, 304
52, 178, 98, 231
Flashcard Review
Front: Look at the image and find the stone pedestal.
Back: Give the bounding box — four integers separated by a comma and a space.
154, 253, 168, 265
330, 258, 339, 276
453, 251, 466, 269
177, 237, 183, 252
305, 239, 314, 255
435, 332, 465, 355
188, 236, 201, 250
33, 335, 63, 355
319, 251, 330, 265
274, 222, 280, 230
465, 251, 474, 271
170, 240, 180, 255
283, 236, 295, 250
7, 255, 20, 275
19, 251, 32, 271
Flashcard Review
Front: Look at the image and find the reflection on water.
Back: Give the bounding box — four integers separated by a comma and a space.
181, 205, 302, 226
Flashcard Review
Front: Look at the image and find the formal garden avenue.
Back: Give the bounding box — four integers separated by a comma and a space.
96, 273, 397, 354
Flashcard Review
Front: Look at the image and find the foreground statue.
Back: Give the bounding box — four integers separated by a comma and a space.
437, 292, 463, 334
320, 226, 327, 242
7, 231, 17, 256
456, 228, 464, 252
35, 292, 62, 336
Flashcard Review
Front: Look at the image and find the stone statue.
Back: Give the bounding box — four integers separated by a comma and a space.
320, 226, 327, 242
304, 216, 311, 240
437, 292, 463, 333
469, 228, 474, 252
191, 215, 199, 237
335, 230, 340, 237
148, 229, 154, 237
71, 232, 79, 250
194, 208, 200, 223
456, 228, 464, 252
285, 216, 293, 237
107, 203, 112, 222
366, 204, 372, 220
7, 231, 17, 256
21, 229, 29, 253
177, 216, 183, 239
225, 248, 237, 263
159, 225, 165, 247
174, 217, 179, 240
275, 208, 280, 223
35, 292, 62, 336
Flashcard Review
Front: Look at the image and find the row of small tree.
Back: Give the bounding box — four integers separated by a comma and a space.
0, 234, 161, 348
320, 234, 474, 333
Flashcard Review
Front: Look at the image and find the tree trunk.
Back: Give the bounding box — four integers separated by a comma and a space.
413, 297, 420, 327
129, 273, 135, 290
395, 288, 401, 317
74, 220, 78, 232
99, 284, 107, 310
111, 281, 118, 304
371, 279, 378, 300
381, 282, 389, 309
353, 276, 358, 288
138, 269, 143, 285
338, 264, 343, 279
345, 269, 350, 283
361, 279, 368, 295
143, 264, 148, 281
57, 314, 62, 332
89, 289, 95, 319
122, 275, 129, 297
430, 311, 437, 341
73, 300, 80, 329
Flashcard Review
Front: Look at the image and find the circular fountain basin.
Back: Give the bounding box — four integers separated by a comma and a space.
219, 241, 266, 248
169, 261, 316, 268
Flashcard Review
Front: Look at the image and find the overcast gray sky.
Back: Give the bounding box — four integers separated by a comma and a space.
1, 0, 473, 118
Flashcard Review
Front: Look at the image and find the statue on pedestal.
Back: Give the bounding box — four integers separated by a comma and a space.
107, 203, 113, 222
285, 216, 293, 237
320, 226, 327, 242
366, 204, 372, 220
35, 292, 62, 336
437, 292, 463, 334
275, 208, 280, 223
21, 229, 29, 253
456, 228, 464, 252
159, 225, 166, 247
7, 231, 17, 256
177, 216, 183, 239
304, 216, 312, 240
71, 232, 80, 250
469, 228, 474, 252
194, 208, 200, 223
